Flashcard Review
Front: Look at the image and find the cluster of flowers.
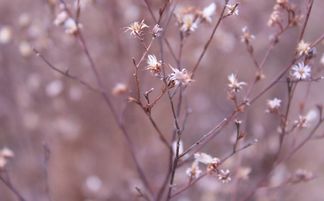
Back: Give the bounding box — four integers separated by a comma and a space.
186, 152, 231, 183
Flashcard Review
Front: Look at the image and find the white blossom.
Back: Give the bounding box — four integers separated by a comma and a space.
125, 20, 149, 37
146, 54, 162, 75
180, 14, 198, 33
201, 3, 216, 23
217, 169, 231, 183
228, 73, 246, 92
291, 62, 311, 80
169, 66, 193, 86
267, 98, 282, 112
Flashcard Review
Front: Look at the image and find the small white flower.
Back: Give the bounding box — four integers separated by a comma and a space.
169, 66, 193, 86
291, 62, 311, 80
241, 26, 255, 43
186, 160, 202, 179
180, 14, 198, 33
146, 54, 162, 75
217, 169, 231, 183
296, 40, 310, 56
228, 74, 246, 92
194, 152, 220, 165
125, 20, 149, 37
267, 98, 282, 112
201, 3, 216, 23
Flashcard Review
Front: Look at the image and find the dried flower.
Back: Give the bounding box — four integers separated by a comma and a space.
169, 66, 193, 86
112, 83, 128, 96
291, 62, 311, 80
296, 40, 311, 56
125, 20, 149, 38
146, 54, 162, 76
241, 26, 255, 43
186, 160, 202, 179
228, 74, 246, 92
152, 24, 163, 37
217, 169, 231, 183
294, 110, 317, 129
180, 14, 198, 33
267, 98, 282, 113
194, 152, 220, 166
226, 4, 239, 16
201, 3, 216, 23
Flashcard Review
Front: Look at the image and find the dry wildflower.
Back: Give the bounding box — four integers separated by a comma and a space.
201, 3, 216, 23
266, 98, 282, 113
186, 160, 202, 179
241, 26, 255, 43
180, 14, 198, 33
194, 152, 220, 165
268, 10, 281, 27
125, 20, 149, 38
0, 26, 12, 44
291, 62, 311, 80
217, 169, 231, 183
294, 110, 317, 129
228, 74, 246, 92
169, 66, 193, 86
146, 54, 162, 76
296, 40, 311, 56
152, 24, 163, 38
226, 4, 239, 16
112, 83, 128, 96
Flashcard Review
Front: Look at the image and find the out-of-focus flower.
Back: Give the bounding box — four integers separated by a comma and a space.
186, 160, 202, 179
267, 98, 282, 113
228, 74, 246, 92
152, 24, 163, 37
297, 40, 311, 56
201, 3, 216, 23
217, 169, 231, 183
226, 4, 239, 16
169, 66, 193, 86
194, 152, 220, 166
112, 83, 128, 96
321, 54, 324, 65
18, 13, 32, 28
146, 54, 162, 76
54, 11, 69, 26
46, 80, 64, 97
180, 14, 198, 33
291, 62, 311, 80
241, 26, 255, 43
0, 147, 14, 171
125, 20, 149, 37
268, 10, 281, 27
0, 26, 12, 44
19, 41, 33, 57
294, 110, 317, 129
64, 18, 82, 35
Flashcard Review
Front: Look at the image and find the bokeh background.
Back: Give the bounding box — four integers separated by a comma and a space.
1, 0, 324, 200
